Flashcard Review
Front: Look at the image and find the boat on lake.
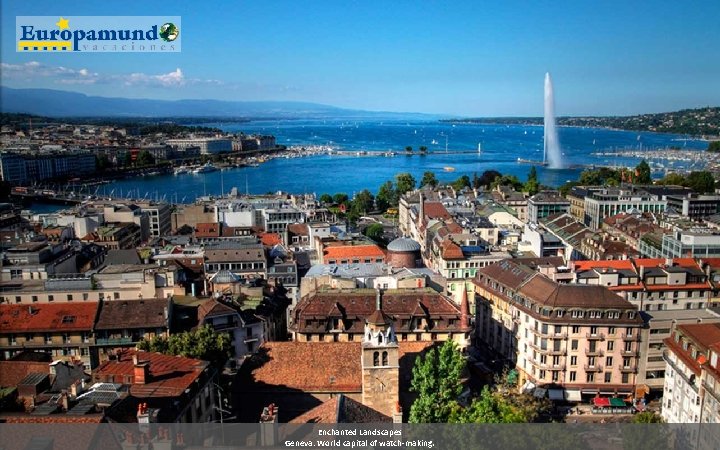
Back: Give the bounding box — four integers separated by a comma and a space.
193, 163, 218, 174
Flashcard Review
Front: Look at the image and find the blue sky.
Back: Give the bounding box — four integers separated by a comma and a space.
1, 1, 719, 117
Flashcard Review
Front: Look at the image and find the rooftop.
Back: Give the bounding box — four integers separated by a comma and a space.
0, 302, 99, 333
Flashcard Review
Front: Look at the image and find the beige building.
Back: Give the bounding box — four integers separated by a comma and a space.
473, 259, 643, 401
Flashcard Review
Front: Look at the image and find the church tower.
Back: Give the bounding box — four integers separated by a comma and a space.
361, 289, 400, 417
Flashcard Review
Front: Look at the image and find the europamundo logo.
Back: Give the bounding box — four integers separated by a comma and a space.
16, 16, 181, 52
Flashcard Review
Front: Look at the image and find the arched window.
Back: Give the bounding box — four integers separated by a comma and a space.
382, 351, 388, 366
378, 333, 383, 344
373, 351, 379, 366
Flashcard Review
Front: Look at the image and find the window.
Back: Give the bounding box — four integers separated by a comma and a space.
114, 292, 120, 300
67, 294, 73, 301
571, 340, 578, 351
622, 373, 629, 384
382, 351, 388, 366
590, 326, 598, 335
83, 293, 89, 301
373, 351, 379, 366
570, 356, 577, 366
608, 327, 616, 335
586, 373, 595, 382
606, 356, 613, 367
605, 372, 612, 383
48, 295, 54, 302
31, 295, 38, 302
569, 371, 576, 382
572, 326, 580, 334
607, 341, 615, 351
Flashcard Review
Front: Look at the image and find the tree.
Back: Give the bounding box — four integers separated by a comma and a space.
405, 146, 413, 154
122, 151, 133, 167
136, 150, 155, 166
332, 193, 349, 205
96, 154, 110, 172
420, 171, 438, 188
449, 386, 526, 423
452, 175, 471, 191
376, 180, 397, 210
409, 341, 466, 423
708, 141, 720, 153
419, 146, 428, 155
635, 160, 652, 184
137, 325, 232, 368
524, 166, 540, 195
477, 170, 502, 188
319, 193, 333, 204
685, 171, 716, 194
632, 411, 664, 423
364, 223, 384, 242
352, 189, 374, 215
491, 174, 524, 191
395, 173, 416, 196
657, 173, 686, 186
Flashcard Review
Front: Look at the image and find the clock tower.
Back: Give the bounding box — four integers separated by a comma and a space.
361, 290, 400, 417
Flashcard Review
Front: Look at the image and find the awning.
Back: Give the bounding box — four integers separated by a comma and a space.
565, 390, 582, 402
507, 369, 519, 385
522, 381, 536, 394
548, 389, 564, 401
593, 397, 611, 407
610, 398, 627, 407
534, 387, 548, 398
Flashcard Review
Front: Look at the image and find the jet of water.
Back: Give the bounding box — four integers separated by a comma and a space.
544, 72, 563, 169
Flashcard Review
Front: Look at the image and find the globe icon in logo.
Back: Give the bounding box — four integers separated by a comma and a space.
159, 23, 179, 42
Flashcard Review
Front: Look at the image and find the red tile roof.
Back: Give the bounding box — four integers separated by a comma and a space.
241, 341, 433, 394
0, 303, 99, 333
195, 222, 220, 237
323, 244, 385, 262
259, 232, 282, 247
422, 202, 451, 221
0, 361, 49, 387
92, 350, 209, 398
440, 239, 464, 260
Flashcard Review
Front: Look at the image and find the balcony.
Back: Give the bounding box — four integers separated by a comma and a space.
547, 347, 565, 356
212, 322, 239, 332
533, 329, 567, 339
621, 350, 640, 357
622, 333, 640, 342
585, 348, 604, 357
244, 334, 260, 343
95, 337, 134, 345
620, 365, 638, 373
585, 333, 606, 340
530, 359, 565, 371
584, 364, 603, 372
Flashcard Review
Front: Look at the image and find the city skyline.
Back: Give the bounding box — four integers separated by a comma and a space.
1, 1, 720, 117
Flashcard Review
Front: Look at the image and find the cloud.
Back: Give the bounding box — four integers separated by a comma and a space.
0, 62, 222, 88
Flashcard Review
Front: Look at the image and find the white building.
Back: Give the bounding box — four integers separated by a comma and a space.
662, 322, 720, 424
166, 138, 232, 155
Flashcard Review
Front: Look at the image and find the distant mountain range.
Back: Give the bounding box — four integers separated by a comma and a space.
444, 107, 720, 137
0, 86, 439, 120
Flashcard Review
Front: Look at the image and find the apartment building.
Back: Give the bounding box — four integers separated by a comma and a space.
662, 323, 720, 424
473, 259, 643, 401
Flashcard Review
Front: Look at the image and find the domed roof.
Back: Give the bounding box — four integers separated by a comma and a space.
387, 237, 421, 253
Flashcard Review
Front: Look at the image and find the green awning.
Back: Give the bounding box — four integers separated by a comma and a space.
507, 369, 518, 385
609, 398, 626, 407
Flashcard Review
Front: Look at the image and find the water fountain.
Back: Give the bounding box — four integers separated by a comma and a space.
544, 72, 563, 169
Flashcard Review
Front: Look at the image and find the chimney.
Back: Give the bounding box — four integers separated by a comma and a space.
260, 403, 279, 447
60, 391, 69, 411
134, 359, 150, 385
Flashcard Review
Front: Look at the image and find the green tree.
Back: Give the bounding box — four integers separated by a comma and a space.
409, 341, 466, 423
657, 172, 686, 186
524, 166, 540, 195
491, 174, 524, 191
405, 146, 413, 154
137, 325, 232, 368
395, 173, 417, 196
352, 189, 374, 215
632, 411, 664, 423
452, 175, 471, 191
319, 193, 333, 204
420, 171, 439, 188
708, 141, 720, 153
333, 193, 349, 205
635, 160, 652, 184
449, 386, 526, 423
376, 180, 397, 210
364, 223, 384, 242
478, 170, 502, 188
419, 145, 428, 154
122, 151, 133, 167
685, 171, 716, 194
136, 150, 155, 166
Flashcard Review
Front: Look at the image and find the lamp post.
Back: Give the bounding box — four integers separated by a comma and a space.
439, 133, 449, 153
